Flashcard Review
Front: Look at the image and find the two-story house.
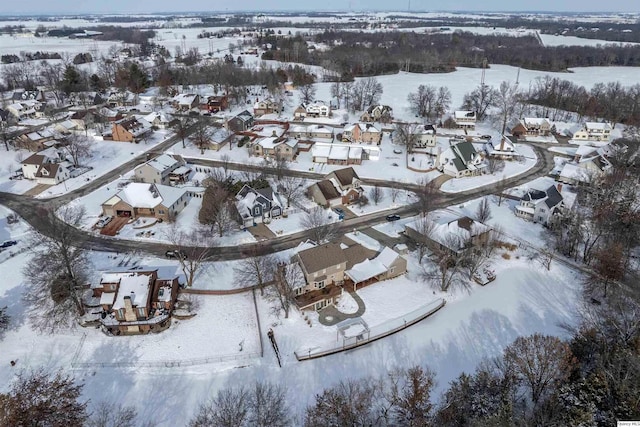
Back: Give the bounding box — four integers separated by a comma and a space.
307, 167, 364, 207
558, 144, 612, 185
205, 95, 229, 113
515, 184, 565, 225
92, 267, 181, 334
295, 242, 347, 311
227, 110, 254, 132
21, 148, 72, 185
293, 101, 332, 119
252, 137, 298, 161
342, 123, 382, 145
101, 183, 190, 221
289, 124, 334, 140
454, 110, 477, 130
405, 211, 492, 256
412, 124, 437, 149
143, 112, 177, 129
360, 105, 393, 123
16, 129, 65, 151
133, 154, 188, 185
109, 117, 152, 142
253, 98, 283, 117
572, 122, 612, 142
438, 141, 486, 178
235, 184, 283, 228
510, 118, 552, 138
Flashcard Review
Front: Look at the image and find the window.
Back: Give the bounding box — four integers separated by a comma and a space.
295, 287, 303, 296
316, 280, 325, 289
390, 266, 395, 275
254, 207, 260, 215
137, 307, 146, 317
158, 210, 165, 215
117, 308, 125, 319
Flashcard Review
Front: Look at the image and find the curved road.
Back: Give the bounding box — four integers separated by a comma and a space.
0, 142, 555, 261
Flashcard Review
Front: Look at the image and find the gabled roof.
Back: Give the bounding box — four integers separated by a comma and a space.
297, 242, 345, 274
329, 167, 360, 187
544, 185, 563, 209
144, 154, 180, 173
108, 183, 187, 209
315, 180, 341, 201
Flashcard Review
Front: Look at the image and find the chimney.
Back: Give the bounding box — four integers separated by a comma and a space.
557, 183, 562, 193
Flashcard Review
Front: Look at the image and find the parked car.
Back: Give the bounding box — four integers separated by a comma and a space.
333, 207, 345, 216
393, 148, 403, 154
165, 250, 187, 260
0, 240, 18, 248
480, 134, 492, 140
386, 214, 401, 221
95, 216, 113, 228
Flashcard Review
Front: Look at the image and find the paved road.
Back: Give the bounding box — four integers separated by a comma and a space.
0, 143, 555, 261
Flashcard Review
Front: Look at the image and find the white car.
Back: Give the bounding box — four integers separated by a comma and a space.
96, 216, 113, 228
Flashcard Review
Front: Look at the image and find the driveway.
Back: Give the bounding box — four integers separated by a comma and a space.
247, 223, 276, 241
100, 216, 129, 236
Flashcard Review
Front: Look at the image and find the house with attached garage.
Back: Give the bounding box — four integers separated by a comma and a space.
405, 211, 492, 256
69, 110, 97, 130
515, 184, 566, 226
253, 98, 283, 117
289, 124, 334, 140
510, 117, 552, 138
92, 267, 182, 335
16, 128, 66, 151
107, 116, 152, 143
133, 154, 189, 185
360, 105, 393, 123
411, 124, 437, 149
235, 184, 283, 228
143, 111, 177, 129
252, 136, 298, 161
307, 167, 364, 208
172, 93, 200, 112
572, 122, 612, 142
101, 183, 190, 221
558, 144, 612, 185
21, 149, 73, 185
294, 101, 332, 119
454, 110, 477, 129
438, 141, 486, 177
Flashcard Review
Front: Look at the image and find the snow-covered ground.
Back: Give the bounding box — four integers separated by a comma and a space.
0, 207, 585, 425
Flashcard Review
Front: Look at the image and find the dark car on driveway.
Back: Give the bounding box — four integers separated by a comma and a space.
333, 207, 345, 215
386, 214, 401, 221
165, 250, 187, 260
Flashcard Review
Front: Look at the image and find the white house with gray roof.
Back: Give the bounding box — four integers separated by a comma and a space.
515, 184, 565, 225
438, 141, 486, 177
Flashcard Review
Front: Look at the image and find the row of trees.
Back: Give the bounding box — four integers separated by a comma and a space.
328, 77, 383, 112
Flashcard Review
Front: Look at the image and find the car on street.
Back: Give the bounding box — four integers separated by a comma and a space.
480, 134, 492, 140
393, 148, 403, 154
386, 214, 401, 221
165, 250, 188, 260
0, 240, 18, 248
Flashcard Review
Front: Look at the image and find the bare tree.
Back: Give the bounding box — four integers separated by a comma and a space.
62, 133, 92, 167
298, 83, 316, 104
502, 334, 576, 407
165, 225, 215, 288
369, 185, 384, 205
234, 252, 277, 296
248, 382, 290, 427
387, 366, 436, 427
199, 183, 235, 237
0, 306, 9, 335
494, 175, 508, 207
22, 205, 90, 332
407, 84, 437, 118
411, 215, 435, 263
300, 206, 337, 244
393, 122, 420, 153
462, 83, 497, 121
87, 401, 139, 427
421, 235, 467, 293
486, 156, 505, 175
174, 115, 192, 149
0, 369, 88, 426
494, 80, 520, 137
475, 197, 492, 223
191, 120, 213, 154
389, 180, 402, 204
267, 261, 304, 318
189, 387, 250, 427
276, 176, 306, 208
536, 249, 554, 271
415, 178, 438, 215
585, 242, 626, 299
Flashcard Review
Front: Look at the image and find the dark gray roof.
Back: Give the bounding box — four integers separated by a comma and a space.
544, 185, 563, 209
522, 190, 546, 201
454, 141, 477, 163
330, 167, 360, 187
316, 180, 340, 200
297, 243, 345, 274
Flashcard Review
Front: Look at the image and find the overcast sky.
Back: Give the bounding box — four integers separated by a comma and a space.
0, 1, 637, 15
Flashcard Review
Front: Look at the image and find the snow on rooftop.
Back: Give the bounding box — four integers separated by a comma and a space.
111, 272, 153, 310
147, 154, 179, 172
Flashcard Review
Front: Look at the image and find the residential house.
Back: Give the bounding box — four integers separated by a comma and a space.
133, 154, 188, 185
342, 123, 382, 145
68, 91, 105, 108
11, 89, 45, 103
107, 91, 136, 108
6, 101, 40, 121
515, 184, 565, 225
307, 167, 363, 207
405, 212, 492, 256
252, 137, 298, 161
203, 127, 235, 151
227, 110, 254, 132
558, 145, 611, 185
294, 101, 332, 119
235, 184, 283, 228
289, 124, 334, 140
54, 120, 78, 134
360, 105, 393, 123
253, 98, 283, 117
69, 110, 97, 130
487, 137, 519, 159
205, 95, 229, 113
92, 267, 181, 334
143, 112, 177, 129
295, 242, 347, 311
109, 117, 152, 142
101, 183, 190, 221
311, 143, 363, 166
438, 141, 486, 178
172, 94, 200, 112
510, 118, 552, 138
16, 129, 65, 151
572, 122, 612, 142
98, 107, 124, 123
412, 124, 437, 149
454, 110, 477, 129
